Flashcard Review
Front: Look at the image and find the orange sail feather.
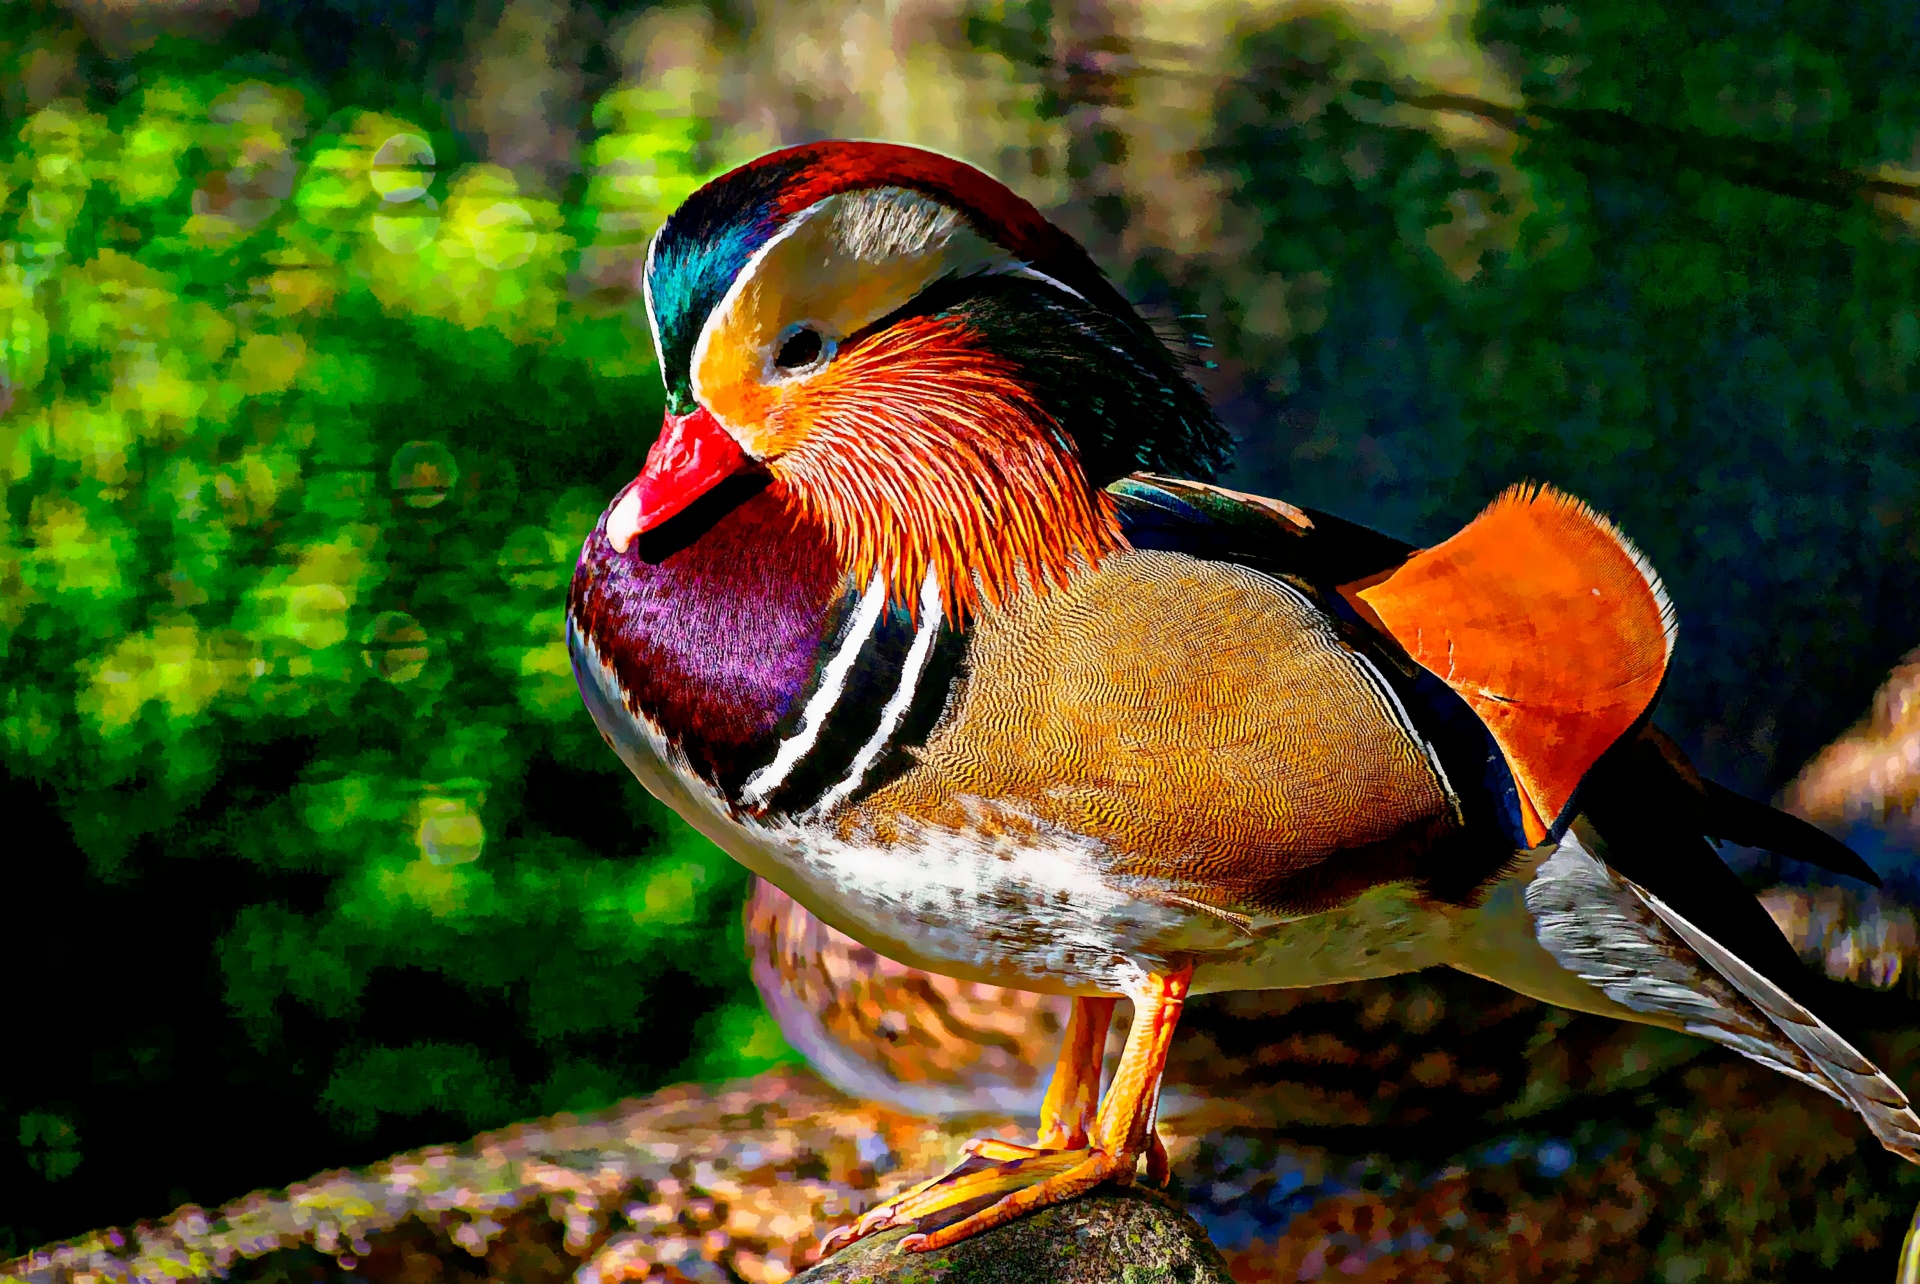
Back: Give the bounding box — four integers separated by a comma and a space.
1353, 484, 1677, 846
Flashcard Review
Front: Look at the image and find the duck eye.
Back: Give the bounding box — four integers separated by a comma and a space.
773, 326, 828, 373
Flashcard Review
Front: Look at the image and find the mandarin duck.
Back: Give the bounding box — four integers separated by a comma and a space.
567, 140, 1920, 1254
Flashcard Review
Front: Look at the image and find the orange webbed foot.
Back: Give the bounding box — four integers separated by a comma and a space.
818, 1145, 1104, 1256
817, 968, 1191, 1258
895, 1146, 1129, 1252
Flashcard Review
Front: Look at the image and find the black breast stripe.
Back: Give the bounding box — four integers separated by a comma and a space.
828, 612, 967, 816
727, 574, 887, 807
723, 576, 967, 821
757, 594, 921, 816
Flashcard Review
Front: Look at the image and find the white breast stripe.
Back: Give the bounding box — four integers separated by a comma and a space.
741, 572, 889, 809
806, 566, 944, 819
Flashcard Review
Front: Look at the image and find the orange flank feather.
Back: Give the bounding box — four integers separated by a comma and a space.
768, 313, 1124, 623
1353, 483, 1677, 846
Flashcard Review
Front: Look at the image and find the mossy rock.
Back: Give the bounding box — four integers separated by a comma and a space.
793, 1187, 1232, 1284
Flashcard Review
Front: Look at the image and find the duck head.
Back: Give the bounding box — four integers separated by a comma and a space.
611, 140, 1227, 620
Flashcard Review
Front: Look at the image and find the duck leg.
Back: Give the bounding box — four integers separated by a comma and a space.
818, 967, 1189, 1257
1036, 995, 1117, 1148
967, 993, 1115, 1162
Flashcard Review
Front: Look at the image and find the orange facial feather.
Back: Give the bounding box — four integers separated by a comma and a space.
765, 314, 1123, 623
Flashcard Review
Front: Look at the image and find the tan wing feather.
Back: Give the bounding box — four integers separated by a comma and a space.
1630, 883, 1920, 1161
845, 549, 1461, 916
1505, 824, 1920, 1160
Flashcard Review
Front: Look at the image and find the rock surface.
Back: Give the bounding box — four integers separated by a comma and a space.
5, 1000, 1920, 1283
792, 1188, 1232, 1284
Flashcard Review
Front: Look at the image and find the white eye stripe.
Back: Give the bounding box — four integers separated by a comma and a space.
831, 187, 965, 262
692, 187, 1049, 407
688, 197, 836, 408
642, 227, 667, 387
990, 262, 1087, 303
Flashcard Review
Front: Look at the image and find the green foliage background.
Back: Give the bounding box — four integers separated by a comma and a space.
2, 0, 1919, 1265
0, 0, 788, 1253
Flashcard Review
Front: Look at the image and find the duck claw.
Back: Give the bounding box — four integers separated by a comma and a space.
818, 1208, 896, 1257
816, 1145, 1103, 1258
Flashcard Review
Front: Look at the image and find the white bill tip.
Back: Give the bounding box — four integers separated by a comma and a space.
606, 484, 643, 554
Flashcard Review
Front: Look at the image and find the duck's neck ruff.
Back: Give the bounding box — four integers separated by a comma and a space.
768, 312, 1124, 624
